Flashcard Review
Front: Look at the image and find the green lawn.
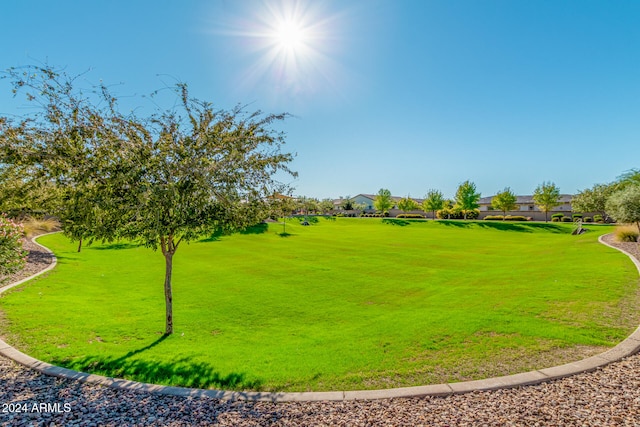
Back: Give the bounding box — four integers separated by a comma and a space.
1, 219, 638, 392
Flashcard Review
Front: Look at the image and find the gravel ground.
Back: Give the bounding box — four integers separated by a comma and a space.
1, 234, 639, 426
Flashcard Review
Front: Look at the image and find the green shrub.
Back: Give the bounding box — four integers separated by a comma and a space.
572, 214, 583, 220
551, 213, 564, 220
504, 215, 529, 221
615, 225, 639, 242
484, 215, 504, 220
583, 216, 593, 222
594, 214, 604, 223
551, 217, 560, 222
396, 214, 425, 219
436, 208, 480, 220
561, 216, 572, 222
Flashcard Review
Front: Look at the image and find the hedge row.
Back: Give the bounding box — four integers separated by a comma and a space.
436, 209, 480, 220
396, 214, 425, 219
484, 215, 532, 221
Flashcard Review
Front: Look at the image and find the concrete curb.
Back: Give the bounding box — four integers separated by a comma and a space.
1, 233, 639, 402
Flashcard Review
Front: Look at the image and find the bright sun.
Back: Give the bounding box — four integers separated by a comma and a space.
274, 21, 305, 50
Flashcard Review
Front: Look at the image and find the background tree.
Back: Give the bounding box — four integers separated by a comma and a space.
615, 169, 640, 190
571, 183, 614, 221
374, 188, 393, 214
606, 185, 640, 237
271, 195, 298, 235
397, 196, 418, 213
353, 201, 367, 213
340, 196, 354, 211
454, 180, 480, 220
319, 198, 334, 214
491, 187, 518, 219
533, 181, 561, 222
296, 196, 319, 216
422, 189, 445, 220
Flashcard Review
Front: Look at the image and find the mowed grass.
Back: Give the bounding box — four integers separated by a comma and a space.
1, 219, 638, 392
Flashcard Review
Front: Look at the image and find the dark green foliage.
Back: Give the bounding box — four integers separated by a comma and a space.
396, 213, 425, 219
437, 208, 480, 220
485, 215, 529, 221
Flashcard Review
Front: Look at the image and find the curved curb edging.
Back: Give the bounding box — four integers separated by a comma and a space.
1, 233, 639, 402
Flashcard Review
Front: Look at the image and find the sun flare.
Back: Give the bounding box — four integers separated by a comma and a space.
274, 21, 306, 50
219, 0, 349, 99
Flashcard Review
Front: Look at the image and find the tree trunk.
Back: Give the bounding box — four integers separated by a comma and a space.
77, 237, 82, 253
164, 250, 174, 335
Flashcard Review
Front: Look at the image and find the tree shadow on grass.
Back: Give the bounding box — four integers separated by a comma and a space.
89, 242, 141, 251
435, 220, 569, 233
239, 222, 269, 235
199, 223, 269, 243
50, 335, 263, 391
381, 218, 410, 226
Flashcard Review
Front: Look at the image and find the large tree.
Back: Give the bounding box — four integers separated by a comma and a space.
374, 188, 393, 214
606, 185, 640, 236
454, 180, 480, 220
491, 187, 518, 219
422, 189, 445, 220
615, 169, 640, 190
571, 183, 614, 221
533, 181, 561, 222
2, 67, 296, 335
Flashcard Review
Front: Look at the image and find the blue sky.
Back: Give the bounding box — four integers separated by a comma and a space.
2, 0, 639, 200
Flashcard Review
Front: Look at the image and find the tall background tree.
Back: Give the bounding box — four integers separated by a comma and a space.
571, 183, 614, 221
319, 198, 334, 214
397, 196, 418, 213
2, 67, 296, 335
615, 169, 640, 190
606, 185, 640, 237
340, 196, 354, 211
422, 189, 445, 220
533, 181, 561, 222
374, 188, 393, 214
492, 187, 518, 219
454, 180, 480, 220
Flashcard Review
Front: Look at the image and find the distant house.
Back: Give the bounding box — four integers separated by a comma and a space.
478, 194, 574, 220
333, 194, 424, 212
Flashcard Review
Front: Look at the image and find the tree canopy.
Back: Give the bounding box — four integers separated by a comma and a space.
606, 185, 640, 235
374, 188, 393, 213
1, 65, 297, 335
571, 183, 614, 220
491, 187, 518, 219
397, 196, 418, 213
422, 189, 445, 220
454, 180, 480, 219
532, 181, 561, 222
